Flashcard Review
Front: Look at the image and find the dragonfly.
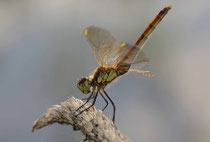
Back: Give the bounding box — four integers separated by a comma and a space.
76, 5, 172, 123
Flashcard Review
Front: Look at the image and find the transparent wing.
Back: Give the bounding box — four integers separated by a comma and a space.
114, 43, 138, 66
128, 49, 152, 77
127, 52, 152, 77
116, 43, 150, 66
128, 69, 153, 77
84, 26, 121, 66
114, 43, 152, 77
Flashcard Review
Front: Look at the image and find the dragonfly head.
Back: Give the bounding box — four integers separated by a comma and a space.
77, 77, 91, 94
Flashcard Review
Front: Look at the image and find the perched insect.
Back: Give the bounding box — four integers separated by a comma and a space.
76, 5, 172, 123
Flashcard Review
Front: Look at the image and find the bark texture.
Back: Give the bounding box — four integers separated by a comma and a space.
32, 97, 128, 142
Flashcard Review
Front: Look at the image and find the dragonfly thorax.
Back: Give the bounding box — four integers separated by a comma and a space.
91, 66, 129, 88
77, 66, 129, 94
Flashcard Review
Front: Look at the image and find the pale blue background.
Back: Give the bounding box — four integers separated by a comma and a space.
0, 0, 210, 142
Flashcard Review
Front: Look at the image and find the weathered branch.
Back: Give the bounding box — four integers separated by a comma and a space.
32, 97, 128, 142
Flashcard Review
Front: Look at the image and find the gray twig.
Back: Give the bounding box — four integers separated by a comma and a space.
32, 97, 128, 142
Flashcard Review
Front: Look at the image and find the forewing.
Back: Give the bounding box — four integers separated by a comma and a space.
84, 26, 120, 66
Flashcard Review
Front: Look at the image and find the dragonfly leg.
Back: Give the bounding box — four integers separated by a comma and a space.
103, 90, 116, 123
76, 91, 98, 116
99, 91, 109, 111
81, 96, 94, 101
76, 91, 94, 112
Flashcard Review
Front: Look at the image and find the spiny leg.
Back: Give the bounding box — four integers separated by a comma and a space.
103, 90, 116, 123
76, 91, 94, 111
76, 91, 98, 116
99, 91, 109, 111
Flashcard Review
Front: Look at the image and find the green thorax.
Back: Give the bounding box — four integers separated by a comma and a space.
92, 66, 128, 87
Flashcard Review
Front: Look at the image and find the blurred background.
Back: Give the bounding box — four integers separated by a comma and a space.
0, 0, 210, 142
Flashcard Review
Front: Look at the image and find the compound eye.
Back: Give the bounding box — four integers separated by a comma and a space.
77, 77, 91, 94
78, 78, 86, 84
